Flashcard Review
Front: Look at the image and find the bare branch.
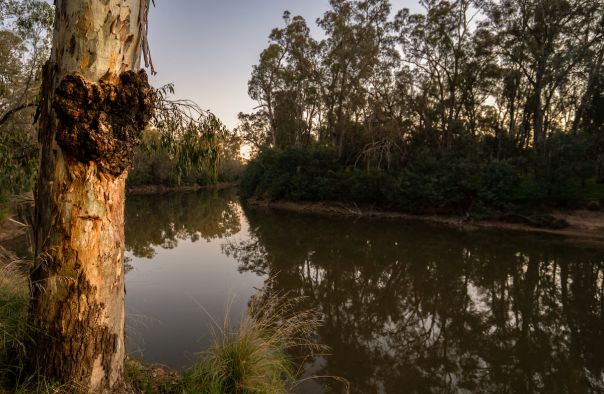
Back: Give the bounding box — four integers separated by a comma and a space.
0, 100, 35, 127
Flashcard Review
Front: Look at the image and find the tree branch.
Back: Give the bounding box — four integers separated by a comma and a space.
0, 101, 35, 127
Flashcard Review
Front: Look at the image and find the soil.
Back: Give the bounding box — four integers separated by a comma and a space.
247, 199, 604, 244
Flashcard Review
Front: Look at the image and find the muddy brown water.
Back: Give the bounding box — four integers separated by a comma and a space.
126, 190, 604, 393
6, 188, 603, 393
123, 189, 604, 393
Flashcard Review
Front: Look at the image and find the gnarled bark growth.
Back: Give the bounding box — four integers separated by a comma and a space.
53, 71, 154, 176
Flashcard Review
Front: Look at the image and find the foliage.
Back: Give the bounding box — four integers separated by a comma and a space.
242, 144, 603, 215
129, 84, 243, 187
395, 154, 477, 212
129, 128, 217, 187
0, 0, 53, 211
241, 146, 339, 201
476, 159, 520, 210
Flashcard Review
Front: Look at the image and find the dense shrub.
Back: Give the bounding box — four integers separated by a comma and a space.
395, 154, 479, 212
240, 146, 339, 201
241, 145, 604, 216
340, 171, 397, 205
477, 160, 520, 210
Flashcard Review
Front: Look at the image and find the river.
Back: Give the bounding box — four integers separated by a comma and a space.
124, 188, 604, 393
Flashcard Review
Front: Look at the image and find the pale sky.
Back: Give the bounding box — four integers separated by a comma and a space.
147, 0, 420, 129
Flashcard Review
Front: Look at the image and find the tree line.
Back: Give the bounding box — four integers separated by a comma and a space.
240, 0, 604, 213
0, 0, 53, 211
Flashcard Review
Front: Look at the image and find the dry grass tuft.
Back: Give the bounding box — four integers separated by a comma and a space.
182, 291, 328, 394
0, 248, 28, 360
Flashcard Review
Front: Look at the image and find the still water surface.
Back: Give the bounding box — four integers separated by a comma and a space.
125, 189, 604, 393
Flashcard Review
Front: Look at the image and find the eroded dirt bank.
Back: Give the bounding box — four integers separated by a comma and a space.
247, 199, 604, 245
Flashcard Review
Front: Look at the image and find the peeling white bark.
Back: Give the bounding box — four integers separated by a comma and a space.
31, 1, 150, 392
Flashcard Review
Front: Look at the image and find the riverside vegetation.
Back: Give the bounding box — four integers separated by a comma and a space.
239, 0, 604, 220
241, 144, 604, 220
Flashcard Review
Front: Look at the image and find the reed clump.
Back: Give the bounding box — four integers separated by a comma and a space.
182, 292, 325, 394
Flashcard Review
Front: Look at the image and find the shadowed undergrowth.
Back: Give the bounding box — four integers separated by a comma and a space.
0, 249, 64, 394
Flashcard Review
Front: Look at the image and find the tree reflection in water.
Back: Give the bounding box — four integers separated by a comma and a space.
125, 189, 241, 258
225, 207, 604, 394
123, 189, 252, 369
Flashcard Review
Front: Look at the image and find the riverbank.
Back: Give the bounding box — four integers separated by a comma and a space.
247, 199, 604, 243
126, 182, 238, 195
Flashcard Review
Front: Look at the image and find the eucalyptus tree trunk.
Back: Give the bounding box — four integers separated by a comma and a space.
29, 1, 153, 392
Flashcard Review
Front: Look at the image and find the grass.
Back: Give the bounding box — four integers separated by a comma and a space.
0, 247, 72, 394
181, 292, 327, 394
0, 248, 40, 393
0, 251, 28, 368
129, 291, 335, 394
